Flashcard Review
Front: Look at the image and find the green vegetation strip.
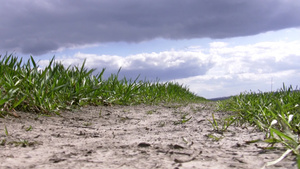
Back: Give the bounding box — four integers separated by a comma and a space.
0, 54, 205, 116
217, 85, 300, 168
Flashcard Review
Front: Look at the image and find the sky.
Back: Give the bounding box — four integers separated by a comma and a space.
1, 0, 300, 99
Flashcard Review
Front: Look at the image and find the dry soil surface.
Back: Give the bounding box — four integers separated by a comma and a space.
0, 102, 297, 169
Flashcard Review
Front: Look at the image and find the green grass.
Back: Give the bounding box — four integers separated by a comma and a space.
0, 54, 205, 116
217, 84, 300, 168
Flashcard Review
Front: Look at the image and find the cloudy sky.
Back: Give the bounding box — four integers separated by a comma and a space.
1, 0, 300, 99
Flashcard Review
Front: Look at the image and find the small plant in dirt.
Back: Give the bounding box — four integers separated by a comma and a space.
207, 113, 236, 134
25, 125, 33, 131
206, 133, 223, 141
83, 122, 92, 127
9, 139, 37, 147
0, 139, 6, 146
118, 116, 130, 122
174, 113, 192, 125
146, 110, 154, 115
146, 109, 158, 115
4, 125, 9, 136
217, 84, 300, 168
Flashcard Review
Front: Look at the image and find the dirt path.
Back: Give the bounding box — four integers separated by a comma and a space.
0, 102, 297, 169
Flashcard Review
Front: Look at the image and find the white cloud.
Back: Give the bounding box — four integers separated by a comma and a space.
38, 40, 300, 98
51, 50, 214, 81
207, 41, 300, 75
174, 41, 300, 98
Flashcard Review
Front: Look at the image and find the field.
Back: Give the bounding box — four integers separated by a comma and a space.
0, 54, 299, 168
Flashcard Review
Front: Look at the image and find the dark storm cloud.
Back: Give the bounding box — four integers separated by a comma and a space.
117, 59, 214, 81
1, 0, 299, 55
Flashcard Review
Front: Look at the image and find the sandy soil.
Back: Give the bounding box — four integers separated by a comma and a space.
0, 102, 297, 169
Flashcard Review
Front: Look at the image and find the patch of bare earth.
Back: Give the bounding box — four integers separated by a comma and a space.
0, 102, 297, 169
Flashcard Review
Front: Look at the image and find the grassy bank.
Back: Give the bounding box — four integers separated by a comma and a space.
0, 54, 205, 116
217, 85, 300, 167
